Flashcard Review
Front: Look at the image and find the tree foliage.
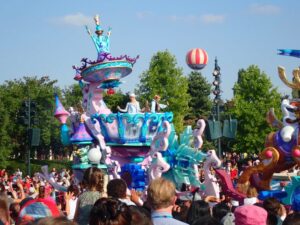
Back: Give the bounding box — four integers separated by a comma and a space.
0, 76, 63, 166
136, 50, 190, 132
230, 65, 281, 153
103, 89, 129, 112
186, 71, 212, 120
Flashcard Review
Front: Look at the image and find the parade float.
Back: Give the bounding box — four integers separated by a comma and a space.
53, 15, 222, 192
236, 50, 300, 204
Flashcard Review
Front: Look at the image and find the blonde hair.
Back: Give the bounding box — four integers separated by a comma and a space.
246, 186, 258, 198
147, 178, 176, 210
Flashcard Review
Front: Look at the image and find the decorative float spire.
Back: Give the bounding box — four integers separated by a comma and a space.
54, 94, 70, 124
70, 117, 94, 144
73, 15, 139, 95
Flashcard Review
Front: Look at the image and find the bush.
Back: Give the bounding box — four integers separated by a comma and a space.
5, 159, 72, 176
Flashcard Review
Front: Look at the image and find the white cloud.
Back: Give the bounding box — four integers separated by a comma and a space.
250, 4, 280, 15
168, 14, 225, 24
201, 14, 225, 24
136, 11, 153, 19
50, 13, 94, 27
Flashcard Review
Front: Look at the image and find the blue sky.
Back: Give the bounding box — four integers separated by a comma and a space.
1, 0, 300, 100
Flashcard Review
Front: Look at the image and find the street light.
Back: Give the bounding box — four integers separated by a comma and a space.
212, 57, 222, 157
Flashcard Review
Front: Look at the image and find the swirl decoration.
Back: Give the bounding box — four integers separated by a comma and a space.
91, 112, 173, 143
73, 54, 140, 71
149, 152, 170, 181
150, 121, 171, 154
193, 119, 206, 149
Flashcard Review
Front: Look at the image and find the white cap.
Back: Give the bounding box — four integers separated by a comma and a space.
129, 93, 136, 98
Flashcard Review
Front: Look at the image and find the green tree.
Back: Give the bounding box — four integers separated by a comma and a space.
0, 76, 62, 166
186, 71, 212, 120
103, 89, 128, 112
136, 50, 190, 132
230, 65, 281, 153
62, 84, 82, 110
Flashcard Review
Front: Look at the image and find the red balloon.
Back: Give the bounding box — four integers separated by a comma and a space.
186, 48, 208, 70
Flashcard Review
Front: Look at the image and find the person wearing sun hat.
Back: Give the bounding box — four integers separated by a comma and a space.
234, 204, 268, 225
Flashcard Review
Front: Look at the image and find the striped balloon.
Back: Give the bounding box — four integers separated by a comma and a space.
186, 48, 208, 70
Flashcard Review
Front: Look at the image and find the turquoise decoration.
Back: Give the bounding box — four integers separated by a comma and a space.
91, 112, 173, 145
81, 61, 133, 83
140, 113, 150, 142
282, 176, 300, 205
75, 145, 90, 164
117, 112, 125, 144
61, 124, 71, 146
162, 126, 208, 189
72, 164, 107, 169
100, 80, 122, 89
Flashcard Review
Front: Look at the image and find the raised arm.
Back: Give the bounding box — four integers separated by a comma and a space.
117, 103, 129, 113
107, 27, 112, 36
85, 25, 91, 36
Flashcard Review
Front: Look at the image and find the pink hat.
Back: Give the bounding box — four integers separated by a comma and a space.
234, 205, 267, 225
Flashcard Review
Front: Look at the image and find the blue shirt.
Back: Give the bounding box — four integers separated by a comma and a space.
151, 211, 189, 225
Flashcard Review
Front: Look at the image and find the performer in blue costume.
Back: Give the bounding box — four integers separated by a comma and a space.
86, 15, 112, 61
117, 93, 141, 114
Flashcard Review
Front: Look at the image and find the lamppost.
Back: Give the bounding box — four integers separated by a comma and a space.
212, 57, 222, 157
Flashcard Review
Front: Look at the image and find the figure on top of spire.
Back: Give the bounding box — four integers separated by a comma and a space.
85, 14, 112, 61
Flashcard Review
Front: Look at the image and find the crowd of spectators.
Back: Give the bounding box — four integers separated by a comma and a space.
0, 153, 300, 225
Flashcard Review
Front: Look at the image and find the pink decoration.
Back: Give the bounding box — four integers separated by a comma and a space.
54, 94, 70, 124
265, 150, 273, 159
293, 148, 300, 158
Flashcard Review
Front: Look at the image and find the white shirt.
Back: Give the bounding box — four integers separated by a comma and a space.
67, 198, 78, 220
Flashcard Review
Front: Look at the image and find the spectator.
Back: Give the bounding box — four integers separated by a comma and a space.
191, 217, 222, 225
213, 202, 234, 224
147, 178, 188, 225
129, 205, 153, 225
9, 202, 20, 224
107, 179, 136, 206
186, 200, 211, 224
263, 197, 285, 225
65, 184, 79, 220
282, 213, 300, 225
234, 204, 267, 225
36, 216, 77, 225
89, 197, 131, 225
0, 197, 10, 225
74, 167, 105, 225
243, 186, 258, 205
